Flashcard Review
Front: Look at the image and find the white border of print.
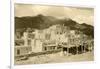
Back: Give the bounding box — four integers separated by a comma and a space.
10, 0, 96, 69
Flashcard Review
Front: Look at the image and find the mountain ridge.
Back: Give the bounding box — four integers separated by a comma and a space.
15, 14, 94, 38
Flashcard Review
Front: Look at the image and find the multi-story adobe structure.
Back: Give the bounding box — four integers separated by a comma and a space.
14, 24, 93, 56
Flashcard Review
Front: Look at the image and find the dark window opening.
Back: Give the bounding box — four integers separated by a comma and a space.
17, 49, 20, 55
44, 47, 47, 51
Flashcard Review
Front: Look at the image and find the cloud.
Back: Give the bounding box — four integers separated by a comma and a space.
15, 4, 94, 25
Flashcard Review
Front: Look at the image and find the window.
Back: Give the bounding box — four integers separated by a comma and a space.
28, 39, 31, 46
45, 34, 51, 40
17, 49, 20, 55
53, 46, 55, 50
44, 47, 47, 51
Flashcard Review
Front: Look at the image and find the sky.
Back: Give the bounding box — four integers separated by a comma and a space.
15, 4, 94, 25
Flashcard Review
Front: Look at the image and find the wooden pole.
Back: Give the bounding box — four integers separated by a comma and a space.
67, 47, 69, 56
76, 46, 78, 54
81, 45, 83, 53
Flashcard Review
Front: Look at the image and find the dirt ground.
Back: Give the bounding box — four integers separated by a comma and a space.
15, 51, 94, 65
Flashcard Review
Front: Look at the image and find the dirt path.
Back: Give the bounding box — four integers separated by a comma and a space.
15, 51, 94, 65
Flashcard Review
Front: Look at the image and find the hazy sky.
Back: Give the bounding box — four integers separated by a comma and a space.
15, 4, 94, 25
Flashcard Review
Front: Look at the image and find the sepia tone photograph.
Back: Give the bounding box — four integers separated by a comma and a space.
14, 3, 94, 65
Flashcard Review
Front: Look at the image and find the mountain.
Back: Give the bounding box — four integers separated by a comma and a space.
15, 14, 94, 38
15, 14, 60, 29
